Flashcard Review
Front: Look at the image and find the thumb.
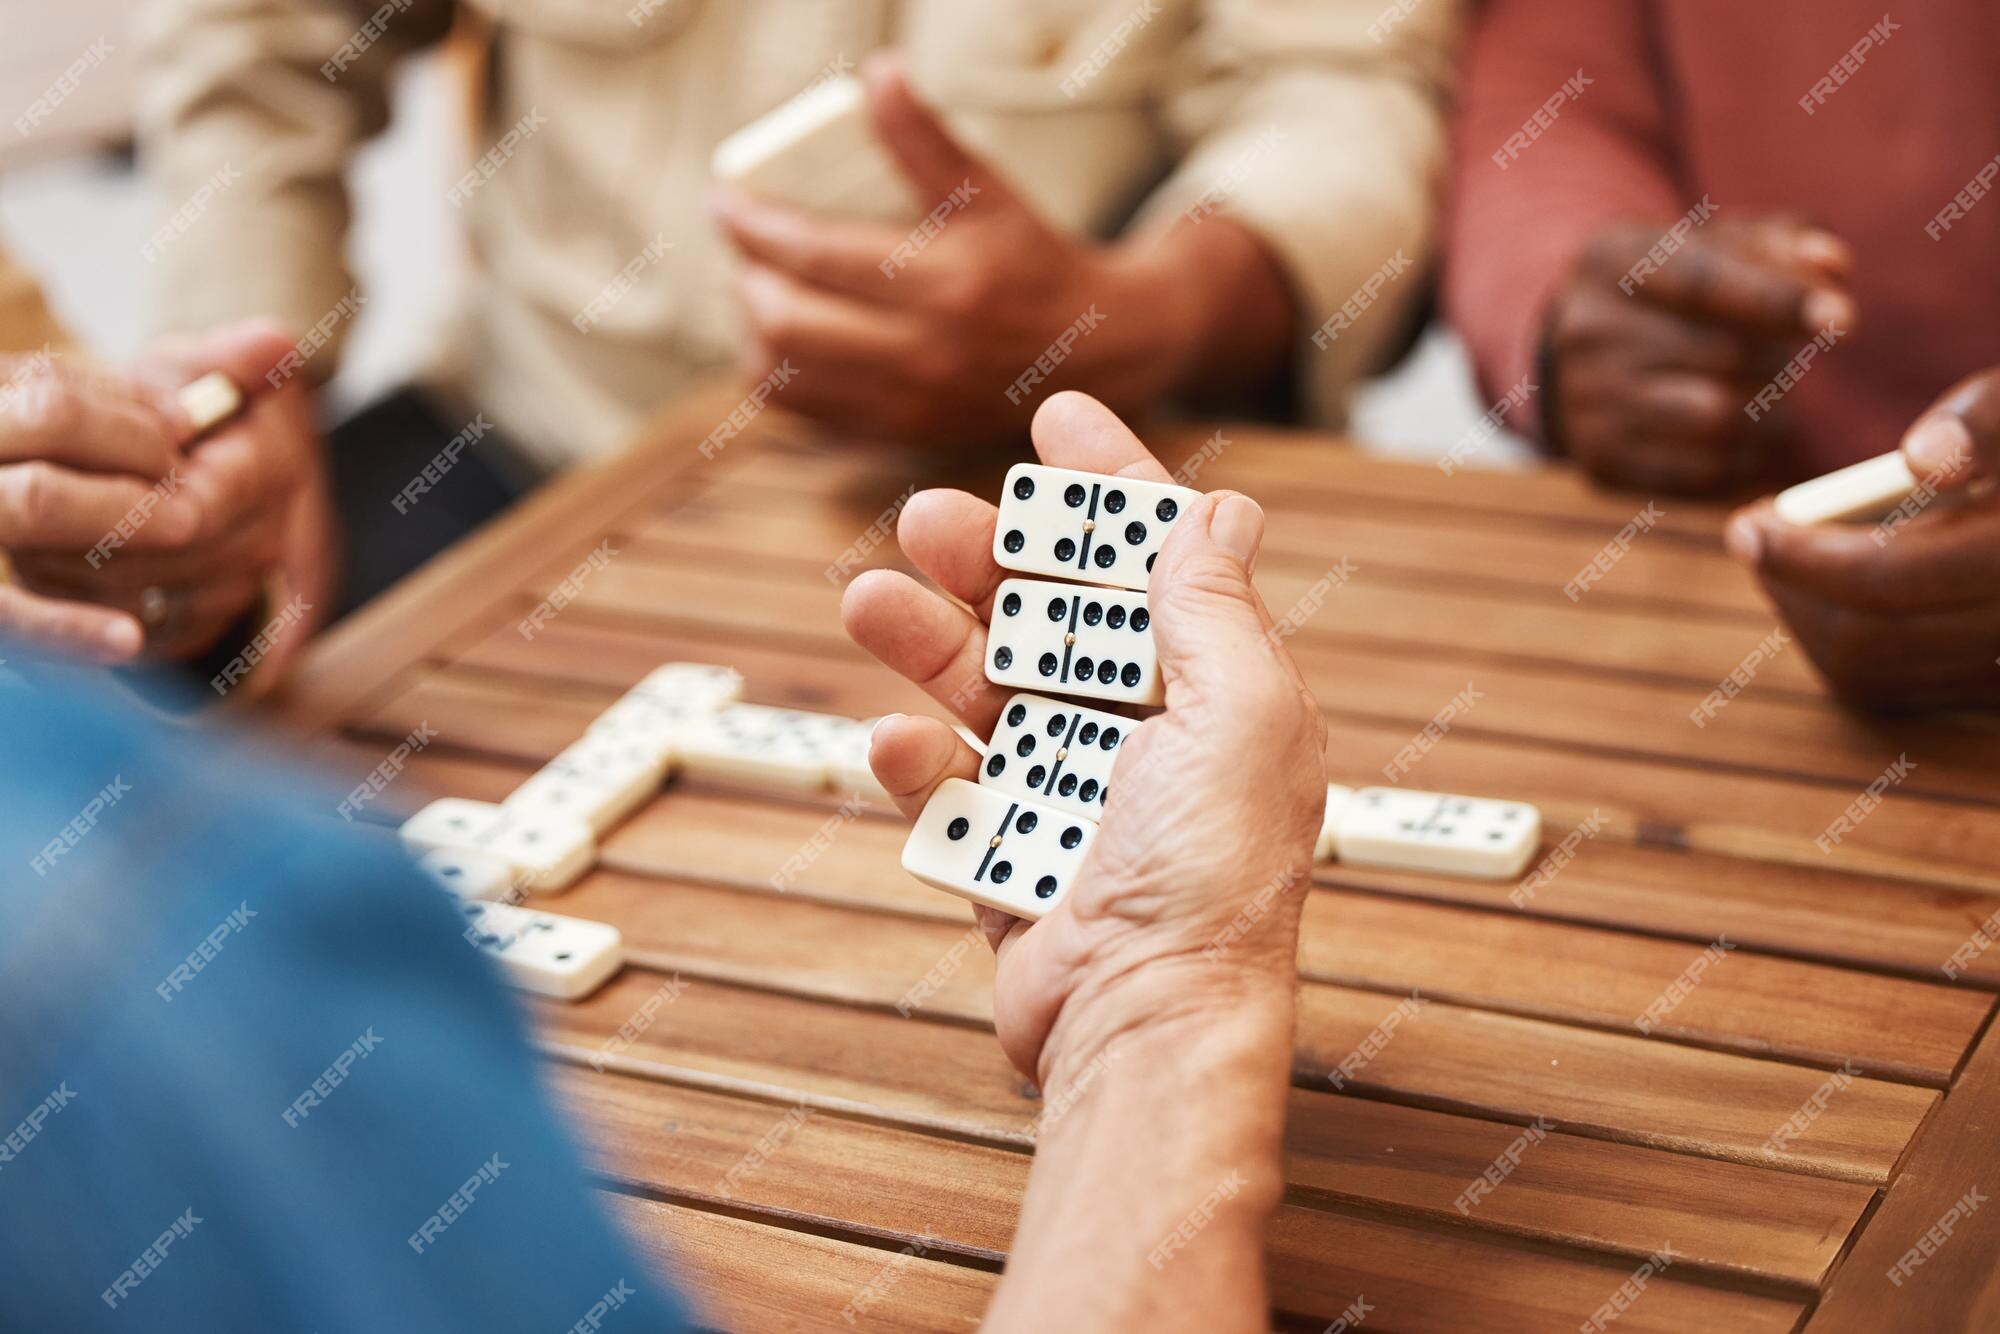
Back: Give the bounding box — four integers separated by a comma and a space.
139, 319, 303, 408
1148, 492, 1275, 693
1900, 367, 2000, 493
860, 53, 1026, 216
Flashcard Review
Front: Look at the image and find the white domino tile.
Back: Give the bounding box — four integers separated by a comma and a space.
710, 73, 919, 223
985, 577, 1161, 706
400, 798, 596, 894
993, 464, 1198, 590
825, 717, 891, 801
457, 899, 623, 1001
902, 778, 1096, 920
677, 703, 851, 791
1315, 784, 1353, 862
1773, 451, 1918, 526
1332, 787, 1541, 880
978, 692, 1129, 822
417, 848, 516, 901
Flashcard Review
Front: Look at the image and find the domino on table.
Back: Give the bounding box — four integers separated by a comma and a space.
400, 797, 595, 893
1332, 787, 1540, 880
175, 371, 243, 436
458, 899, 623, 1001
1773, 451, 1917, 526
986, 577, 1161, 706
902, 778, 1095, 920
993, 464, 1199, 590
504, 735, 673, 835
979, 692, 1129, 822
825, 717, 892, 801
711, 74, 919, 223
1314, 784, 1353, 862
417, 848, 516, 900
588, 662, 744, 749
677, 703, 854, 792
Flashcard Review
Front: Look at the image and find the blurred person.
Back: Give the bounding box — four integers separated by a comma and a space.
0, 238, 328, 675
2, 392, 1325, 1333
136, 0, 1459, 617
1445, 0, 2000, 707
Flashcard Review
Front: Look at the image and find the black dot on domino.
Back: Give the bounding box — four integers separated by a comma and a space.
1093, 546, 1115, 569
948, 817, 970, 839
1124, 522, 1146, 546
1035, 876, 1058, 899
1058, 774, 1078, 796
1046, 598, 1067, 621
1054, 538, 1076, 561
1131, 609, 1150, 632
1008, 703, 1028, 726
995, 647, 1014, 670
1038, 653, 1058, 677
1106, 606, 1126, 629
1079, 779, 1099, 802
1015, 811, 1038, 834
1083, 601, 1103, 625
1015, 736, 1035, 758
1104, 489, 1127, 514
1121, 663, 1141, 687
992, 861, 1013, 883
986, 754, 1006, 777
1014, 476, 1036, 500
1096, 660, 1116, 684
1060, 826, 1084, 849
1004, 529, 1025, 554
1027, 764, 1047, 786
1046, 713, 1066, 737
1156, 498, 1177, 522
1101, 726, 1120, 749
1145, 553, 1156, 573
1074, 655, 1094, 679
1002, 592, 1021, 616
1064, 483, 1087, 507
1077, 722, 1098, 745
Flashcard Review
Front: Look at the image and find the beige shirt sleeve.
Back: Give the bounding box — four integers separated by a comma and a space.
1139, 0, 1461, 423
133, 0, 455, 372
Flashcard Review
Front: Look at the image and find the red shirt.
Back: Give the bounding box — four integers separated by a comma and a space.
1445, 0, 2000, 481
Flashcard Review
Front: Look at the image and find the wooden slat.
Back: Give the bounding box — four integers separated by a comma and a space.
603, 1193, 993, 1333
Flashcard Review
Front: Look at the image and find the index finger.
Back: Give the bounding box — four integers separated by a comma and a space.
0, 369, 181, 478
1640, 239, 1853, 335
709, 184, 918, 303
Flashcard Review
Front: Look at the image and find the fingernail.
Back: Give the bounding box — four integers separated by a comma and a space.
1795, 230, 1852, 274
1902, 414, 1973, 479
870, 713, 906, 742
102, 618, 143, 659
1802, 288, 1854, 334
1209, 495, 1264, 565
1724, 514, 1764, 564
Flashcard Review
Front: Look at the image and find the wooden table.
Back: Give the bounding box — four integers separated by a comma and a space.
283, 389, 2000, 1332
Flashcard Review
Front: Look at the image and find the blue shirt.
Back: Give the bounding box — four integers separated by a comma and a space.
0, 650, 693, 1332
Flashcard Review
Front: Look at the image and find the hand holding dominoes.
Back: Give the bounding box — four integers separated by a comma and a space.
844, 392, 1327, 1077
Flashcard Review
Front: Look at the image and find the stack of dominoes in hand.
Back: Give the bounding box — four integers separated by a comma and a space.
902, 465, 1196, 920
398, 662, 891, 999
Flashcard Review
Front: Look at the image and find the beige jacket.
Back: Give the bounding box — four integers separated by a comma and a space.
136, 0, 1457, 468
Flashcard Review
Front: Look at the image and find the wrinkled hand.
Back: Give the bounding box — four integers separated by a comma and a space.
7, 320, 334, 672
711, 57, 1266, 445
1547, 214, 1857, 494
841, 392, 1326, 1084
1726, 367, 2000, 710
